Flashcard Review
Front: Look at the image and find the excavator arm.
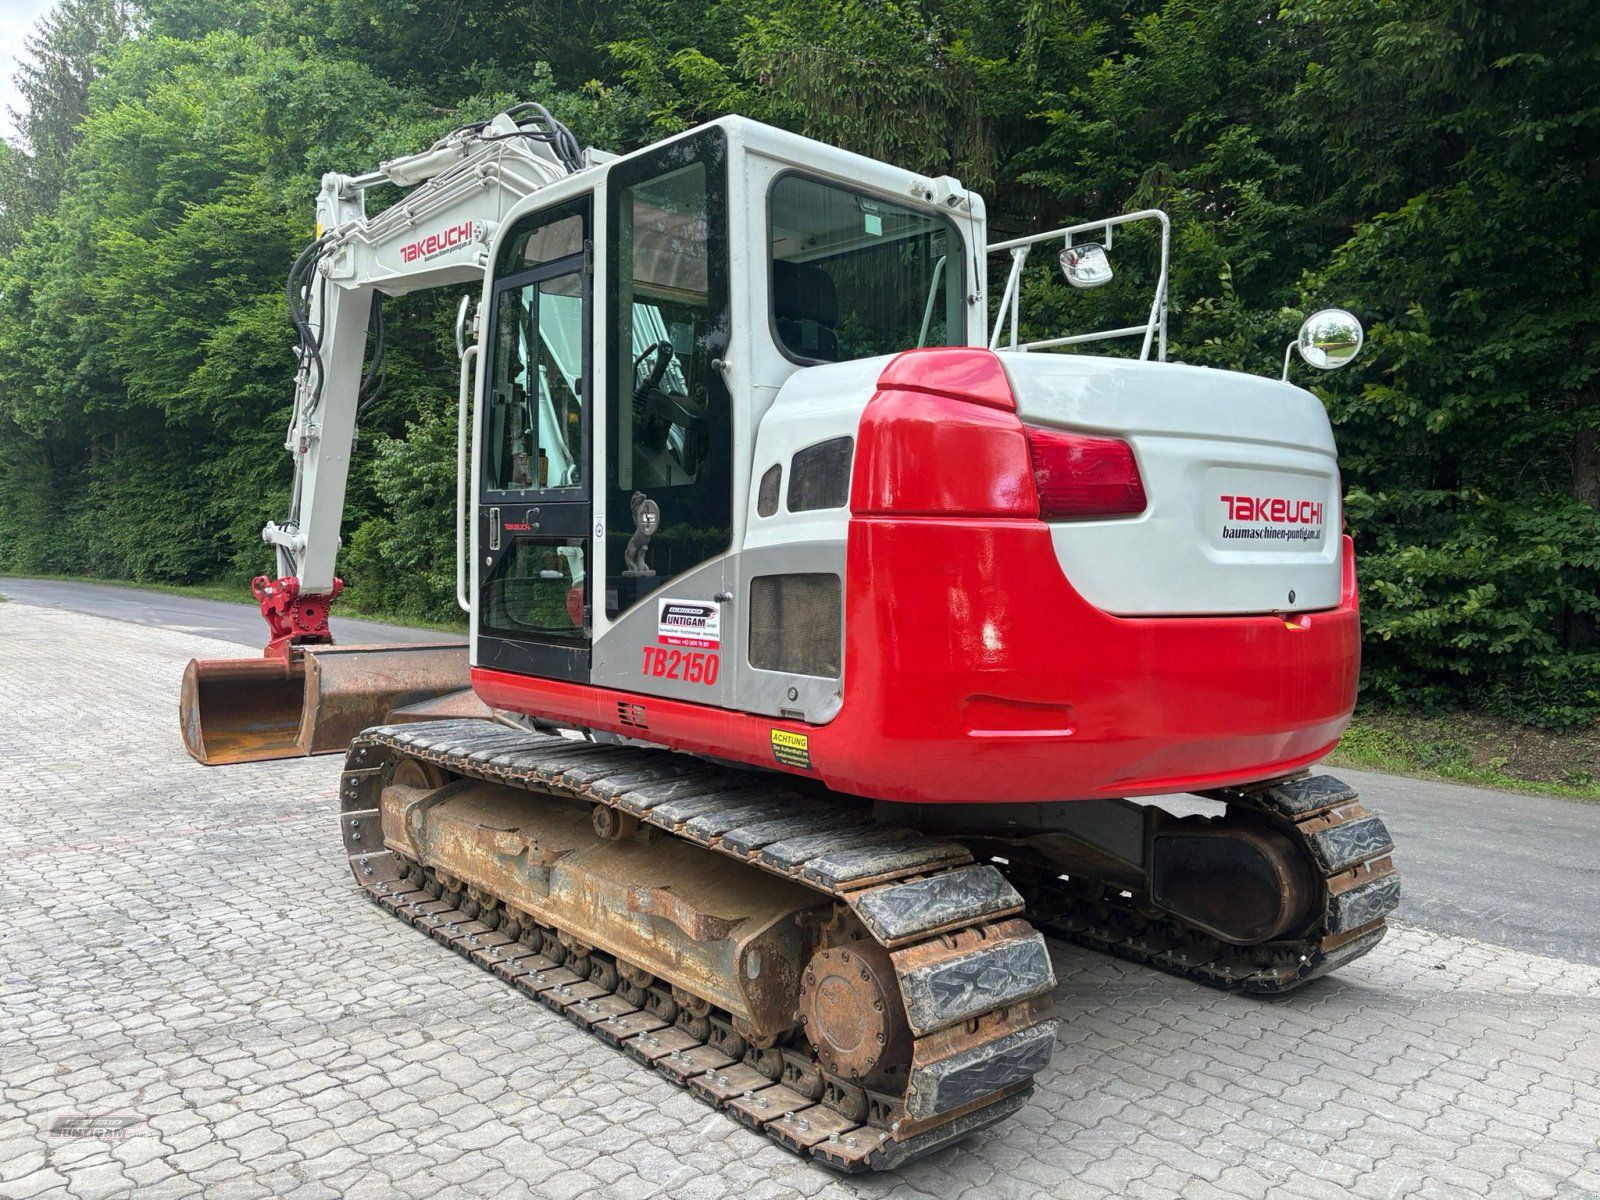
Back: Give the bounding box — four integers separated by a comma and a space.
181, 105, 588, 764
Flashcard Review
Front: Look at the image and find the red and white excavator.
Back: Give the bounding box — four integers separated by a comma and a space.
180, 105, 1397, 1171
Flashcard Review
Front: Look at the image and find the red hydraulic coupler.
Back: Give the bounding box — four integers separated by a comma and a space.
253, 575, 343, 659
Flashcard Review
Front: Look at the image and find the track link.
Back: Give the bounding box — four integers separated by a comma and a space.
339, 719, 1058, 1172
1009, 773, 1400, 994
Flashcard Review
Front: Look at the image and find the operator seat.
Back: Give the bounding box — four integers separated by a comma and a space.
773, 261, 840, 362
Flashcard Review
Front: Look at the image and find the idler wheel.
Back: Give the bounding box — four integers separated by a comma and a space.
391, 757, 448, 790
798, 942, 912, 1084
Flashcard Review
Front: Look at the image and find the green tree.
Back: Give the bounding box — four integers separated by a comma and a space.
0, 0, 135, 246
1288, 0, 1600, 726
0, 30, 443, 579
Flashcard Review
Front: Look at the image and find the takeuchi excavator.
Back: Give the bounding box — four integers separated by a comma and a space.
179, 104, 1399, 1171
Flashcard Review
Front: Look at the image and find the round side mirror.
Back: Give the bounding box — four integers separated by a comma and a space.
1296, 308, 1364, 371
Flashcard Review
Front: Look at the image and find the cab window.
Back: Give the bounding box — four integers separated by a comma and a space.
769, 174, 965, 363
485, 199, 590, 494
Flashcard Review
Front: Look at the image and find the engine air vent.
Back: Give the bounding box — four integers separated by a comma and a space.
617, 702, 648, 729
757, 464, 782, 517
787, 437, 854, 512
749, 574, 842, 678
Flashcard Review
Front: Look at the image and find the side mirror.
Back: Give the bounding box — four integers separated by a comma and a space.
1283, 308, 1364, 380
1059, 242, 1114, 289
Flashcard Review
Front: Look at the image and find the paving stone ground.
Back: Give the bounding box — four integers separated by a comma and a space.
2, 600, 1598, 1200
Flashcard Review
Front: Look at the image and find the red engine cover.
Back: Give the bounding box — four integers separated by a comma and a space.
473, 348, 1360, 804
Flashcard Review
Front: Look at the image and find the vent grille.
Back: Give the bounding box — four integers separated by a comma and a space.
749, 574, 842, 678
617, 702, 648, 729
787, 437, 854, 512
757, 464, 781, 517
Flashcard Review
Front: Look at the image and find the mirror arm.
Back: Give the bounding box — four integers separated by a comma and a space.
1281, 339, 1297, 382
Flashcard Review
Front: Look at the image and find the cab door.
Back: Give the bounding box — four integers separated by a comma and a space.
593, 127, 735, 706
475, 197, 594, 683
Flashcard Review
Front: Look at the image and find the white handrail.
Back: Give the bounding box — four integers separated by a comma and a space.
987, 209, 1170, 361
456, 343, 478, 613
917, 255, 948, 347
987, 247, 1026, 352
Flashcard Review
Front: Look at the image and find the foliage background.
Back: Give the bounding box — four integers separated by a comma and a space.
0, 0, 1595, 728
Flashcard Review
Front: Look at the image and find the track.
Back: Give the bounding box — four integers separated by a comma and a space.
1009, 774, 1400, 993
339, 719, 1058, 1173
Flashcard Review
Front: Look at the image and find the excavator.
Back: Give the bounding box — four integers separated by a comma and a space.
179, 104, 1399, 1171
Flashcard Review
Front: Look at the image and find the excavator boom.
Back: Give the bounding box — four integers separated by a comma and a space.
180, 106, 579, 762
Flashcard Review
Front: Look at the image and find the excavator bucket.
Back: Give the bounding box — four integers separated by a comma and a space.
179, 643, 481, 766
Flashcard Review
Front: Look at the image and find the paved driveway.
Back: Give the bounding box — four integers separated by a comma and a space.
1, 602, 1597, 1199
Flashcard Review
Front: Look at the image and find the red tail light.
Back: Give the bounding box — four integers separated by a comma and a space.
1025, 426, 1147, 520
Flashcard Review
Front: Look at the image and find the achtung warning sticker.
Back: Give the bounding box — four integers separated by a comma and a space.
770, 729, 812, 770
658, 599, 721, 649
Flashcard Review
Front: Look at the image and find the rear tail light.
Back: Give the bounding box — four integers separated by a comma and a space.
1025, 426, 1147, 520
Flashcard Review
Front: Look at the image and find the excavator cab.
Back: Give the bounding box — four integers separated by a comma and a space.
180, 116, 984, 767
464, 122, 983, 727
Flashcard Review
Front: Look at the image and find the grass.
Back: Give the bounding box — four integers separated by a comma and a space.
1328, 709, 1600, 801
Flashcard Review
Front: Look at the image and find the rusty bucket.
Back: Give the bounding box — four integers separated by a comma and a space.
180, 643, 480, 765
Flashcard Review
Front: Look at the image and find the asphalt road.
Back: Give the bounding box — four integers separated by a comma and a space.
1333, 766, 1600, 965
6, 575, 1597, 967
0, 576, 453, 647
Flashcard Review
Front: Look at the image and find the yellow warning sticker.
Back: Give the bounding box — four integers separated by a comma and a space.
770, 729, 812, 770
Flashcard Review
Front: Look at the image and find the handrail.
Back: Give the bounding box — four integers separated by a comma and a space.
456, 342, 478, 613
987, 208, 1170, 361
917, 255, 948, 347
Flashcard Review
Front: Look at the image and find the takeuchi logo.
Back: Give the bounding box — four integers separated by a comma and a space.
1220, 495, 1324, 525
400, 220, 475, 264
